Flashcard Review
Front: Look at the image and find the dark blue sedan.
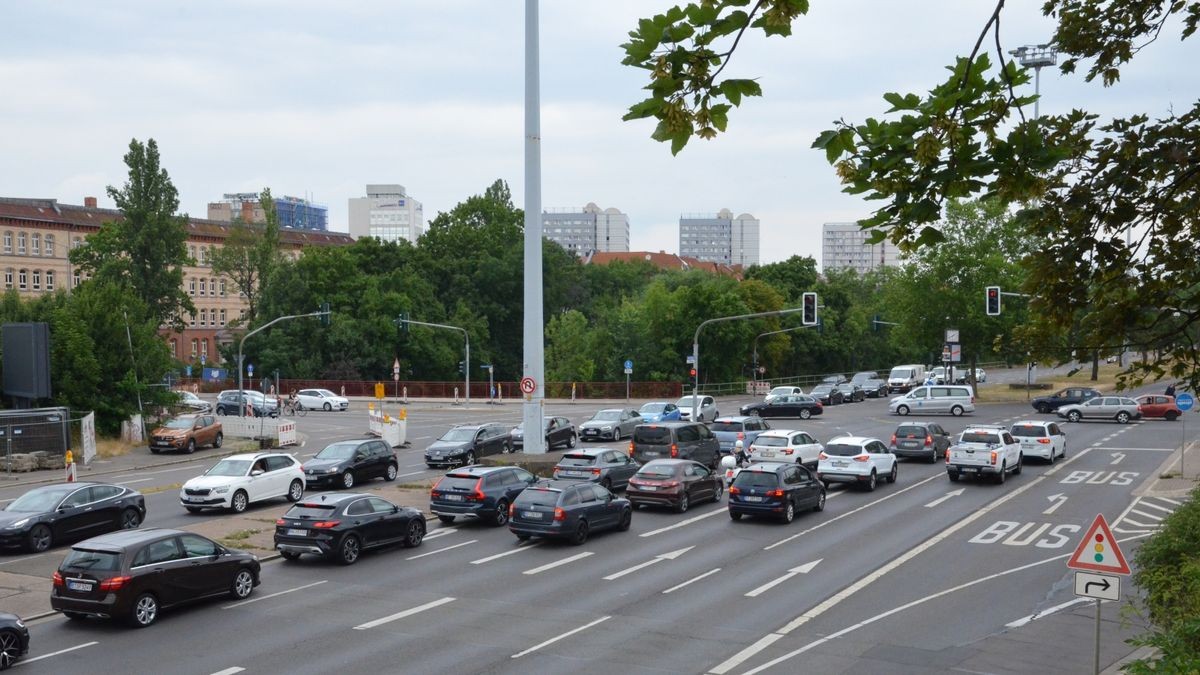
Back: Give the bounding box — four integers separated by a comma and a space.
508, 481, 632, 545
728, 462, 825, 523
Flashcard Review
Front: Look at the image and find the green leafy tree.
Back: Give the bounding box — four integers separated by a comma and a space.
69, 138, 193, 328
546, 310, 598, 382
209, 188, 283, 325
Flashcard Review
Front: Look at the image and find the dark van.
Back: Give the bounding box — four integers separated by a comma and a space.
629, 422, 720, 469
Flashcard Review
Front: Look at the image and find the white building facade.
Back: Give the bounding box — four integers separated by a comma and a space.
821, 221, 901, 274
678, 209, 759, 266
542, 203, 630, 256
348, 184, 425, 244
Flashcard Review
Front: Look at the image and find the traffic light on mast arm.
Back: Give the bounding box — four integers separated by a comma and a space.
985, 287, 1001, 316
319, 302, 331, 326
801, 292, 818, 326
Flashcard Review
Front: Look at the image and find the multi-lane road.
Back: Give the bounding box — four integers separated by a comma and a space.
3, 385, 1194, 674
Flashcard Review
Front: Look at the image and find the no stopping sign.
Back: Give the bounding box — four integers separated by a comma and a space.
519, 377, 536, 394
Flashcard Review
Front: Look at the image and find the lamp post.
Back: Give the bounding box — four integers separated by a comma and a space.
1008, 43, 1058, 120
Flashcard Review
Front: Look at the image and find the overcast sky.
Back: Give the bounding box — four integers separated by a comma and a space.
2, 1, 1195, 266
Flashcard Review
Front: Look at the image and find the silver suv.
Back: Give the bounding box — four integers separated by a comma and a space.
1056, 396, 1142, 424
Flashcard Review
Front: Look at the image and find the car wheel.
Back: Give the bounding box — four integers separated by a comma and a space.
438, 515, 455, 524
0, 628, 21, 667
888, 463, 898, 484
385, 463, 399, 481
676, 492, 690, 513
213, 432, 223, 449
119, 508, 142, 530
323, 402, 332, 412
185, 438, 196, 454
927, 450, 939, 464
230, 490, 249, 513
336, 535, 361, 565
814, 490, 826, 512
230, 569, 255, 599
1037, 403, 1051, 414
464, 451, 475, 466
287, 479, 303, 502
612, 429, 620, 442
1014, 454, 1023, 475
185, 506, 203, 514
129, 592, 159, 628
1068, 411, 1081, 423
729, 511, 743, 521
617, 508, 632, 531
897, 405, 910, 416
1116, 411, 1131, 424
781, 500, 795, 523
571, 520, 589, 546
27, 524, 52, 553
492, 500, 509, 527
865, 471, 877, 492
404, 518, 426, 547
341, 471, 355, 489
950, 405, 964, 417
62, 611, 87, 621
516, 533, 531, 541
997, 462, 1007, 484
948, 471, 960, 482
216, 406, 227, 416
150, 447, 161, 455
279, 550, 301, 561
800, 409, 812, 420
712, 482, 724, 503
568, 433, 578, 448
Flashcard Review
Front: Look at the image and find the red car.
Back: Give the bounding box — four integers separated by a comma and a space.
1137, 395, 1183, 421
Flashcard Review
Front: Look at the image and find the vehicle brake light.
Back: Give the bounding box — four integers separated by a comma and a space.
430, 477, 443, 496
99, 576, 132, 592
509, 502, 515, 517
890, 434, 896, 445
818, 451, 828, 460
783, 448, 793, 455
670, 443, 678, 458
313, 521, 340, 529
628, 441, 634, 456
553, 507, 566, 522
737, 431, 745, 440
946, 449, 952, 463
275, 518, 286, 526
1037, 438, 1051, 444
768, 489, 784, 498
925, 435, 933, 447
990, 451, 998, 465
52, 571, 64, 587
591, 468, 602, 475
853, 454, 870, 462
472, 479, 486, 502
659, 481, 680, 489
729, 486, 741, 495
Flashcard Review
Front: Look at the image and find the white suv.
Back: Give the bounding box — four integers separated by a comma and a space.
817, 436, 898, 491
180, 452, 305, 513
749, 429, 823, 469
1009, 420, 1067, 463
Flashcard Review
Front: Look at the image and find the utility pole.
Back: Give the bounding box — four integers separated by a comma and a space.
238, 307, 330, 416
522, 0, 546, 453
692, 307, 805, 421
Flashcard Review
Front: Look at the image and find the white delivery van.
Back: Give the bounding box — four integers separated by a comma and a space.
889, 385, 976, 417
887, 364, 926, 393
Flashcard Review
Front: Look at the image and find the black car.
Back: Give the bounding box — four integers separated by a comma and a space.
512, 416, 579, 450
425, 423, 512, 468
809, 384, 845, 405
890, 422, 952, 462
552, 448, 640, 490
728, 462, 825, 523
303, 439, 399, 489
274, 493, 425, 565
0, 483, 146, 553
860, 378, 890, 398
430, 465, 538, 526
0, 613, 29, 670
1031, 387, 1103, 414
843, 385, 867, 403
50, 528, 260, 628
740, 395, 824, 420
508, 480, 632, 545
215, 390, 278, 417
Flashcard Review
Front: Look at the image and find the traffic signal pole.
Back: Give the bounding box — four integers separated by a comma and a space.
237, 308, 331, 417
692, 307, 805, 421
398, 317, 470, 407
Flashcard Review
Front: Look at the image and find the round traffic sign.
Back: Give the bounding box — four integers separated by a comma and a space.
1177, 392, 1194, 411
519, 376, 536, 394
624, 359, 633, 370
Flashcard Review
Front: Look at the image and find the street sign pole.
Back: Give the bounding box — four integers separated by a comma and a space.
1094, 599, 1102, 675
1177, 393, 1194, 477
624, 359, 633, 402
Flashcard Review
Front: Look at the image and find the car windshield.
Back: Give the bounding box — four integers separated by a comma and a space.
206, 459, 251, 477
1010, 425, 1048, 438
315, 442, 358, 460
633, 427, 671, 445
284, 503, 338, 519
62, 549, 122, 571
824, 443, 866, 457
753, 436, 788, 447
889, 368, 914, 379
896, 426, 928, 438
636, 464, 678, 478
733, 471, 779, 489
439, 428, 477, 442
640, 403, 666, 413
164, 418, 194, 429
5, 486, 75, 512
592, 411, 622, 421
559, 454, 596, 467
710, 421, 744, 432
516, 488, 561, 507
810, 385, 832, 395
960, 432, 1001, 444
316, 389, 336, 397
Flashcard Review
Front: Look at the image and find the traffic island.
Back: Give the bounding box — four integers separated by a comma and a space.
480, 451, 568, 478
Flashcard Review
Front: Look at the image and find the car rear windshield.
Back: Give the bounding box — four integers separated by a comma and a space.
711, 421, 744, 432
636, 464, 677, 478
896, 426, 929, 438
63, 549, 122, 572
732, 471, 779, 489
517, 488, 561, 506
824, 443, 865, 457
634, 427, 671, 445
558, 454, 596, 467
753, 436, 787, 447
640, 403, 666, 413
1010, 425, 1048, 438
437, 476, 481, 491
284, 503, 338, 519
961, 432, 1001, 444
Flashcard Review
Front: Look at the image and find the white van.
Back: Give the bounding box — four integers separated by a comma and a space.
887, 364, 926, 393
889, 385, 975, 416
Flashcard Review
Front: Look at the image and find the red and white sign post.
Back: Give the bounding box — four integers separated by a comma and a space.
1067, 514, 1131, 675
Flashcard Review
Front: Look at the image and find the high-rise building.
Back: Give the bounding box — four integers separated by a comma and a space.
678, 209, 759, 267
347, 184, 424, 244
821, 221, 901, 274
542, 203, 630, 256
207, 192, 328, 231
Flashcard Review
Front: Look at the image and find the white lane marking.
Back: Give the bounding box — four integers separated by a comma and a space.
1114, 527, 1154, 535
1159, 496, 1184, 505
0, 553, 47, 566
1094, 447, 1175, 452
1130, 509, 1163, 522
13, 641, 99, 666
710, 449, 1095, 674
405, 540, 477, 560
1121, 519, 1157, 528
709, 634, 784, 674
397, 470, 428, 478
353, 597, 456, 630
1110, 452, 1125, 465
471, 542, 542, 564
222, 580, 327, 609
603, 546, 693, 581
510, 615, 612, 659
1138, 500, 1174, 514
1005, 598, 1097, 628
209, 668, 246, 675
662, 568, 722, 594
423, 527, 458, 540
405, 464, 424, 468
639, 507, 726, 538
764, 472, 942, 551
923, 488, 964, 508
523, 551, 594, 575
744, 560, 822, 598
733, 532, 1153, 675
1043, 493, 1068, 515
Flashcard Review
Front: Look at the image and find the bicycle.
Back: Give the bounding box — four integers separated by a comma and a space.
282, 400, 307, 417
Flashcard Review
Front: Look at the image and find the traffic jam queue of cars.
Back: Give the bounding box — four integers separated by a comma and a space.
0, 374, 1178, 667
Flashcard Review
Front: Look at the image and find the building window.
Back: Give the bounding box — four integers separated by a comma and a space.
199, 309, 207, 327
190, 339, 198, 358
219, 308, 226, 326
46, 270, 55, 291
189, 312, 196, 328
2, 232, 10, 254
219, 279, 226, 297
32, 270, 41, 290
201, 339, 209, 358
169, 339, 177, 357
3, 268, 11, 289
31, 234, 40, 256
198, 247, 206, 266
73, 269, 81, 287
44, 234, 54, 257
199, 278, 206, 296
189, 278, 196, 295
189, 245, 196, 262
17, 233, 26, 255
72, 236, 82, 249
18, 269, 27, 290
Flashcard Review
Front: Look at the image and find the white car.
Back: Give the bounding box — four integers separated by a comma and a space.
175, 390, 212, 413
1009, 420, 1067, 463
764, 386, 804, 403
296, 388, 350, 411
817, 436, 898, 491
677, 395, 718, 423
974, 368, 988, 383
748, 429, 823, 469
180, 452, 305, 513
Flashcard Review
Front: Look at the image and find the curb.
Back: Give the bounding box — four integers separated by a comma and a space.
1101, 646, 1158, 674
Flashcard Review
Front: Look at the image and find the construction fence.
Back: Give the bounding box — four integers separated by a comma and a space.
1, 407, 95, 476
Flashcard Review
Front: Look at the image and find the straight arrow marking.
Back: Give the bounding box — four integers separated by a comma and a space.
745, 559, 823, 597
1043, 493, 1068, 515
923, 489, 964, 508
603, 546, 694, 581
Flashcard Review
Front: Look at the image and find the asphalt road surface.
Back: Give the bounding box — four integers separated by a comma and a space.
6, 386, 1193, 674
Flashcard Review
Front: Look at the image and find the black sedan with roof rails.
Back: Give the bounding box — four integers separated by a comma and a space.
274, 493, 425, 565
508, 480, 632, 545
430, 465, 539, 526
0, 483, 146, 553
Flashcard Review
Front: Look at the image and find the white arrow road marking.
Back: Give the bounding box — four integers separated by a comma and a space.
923, 489, 964, 508
1110, 452, 1126, 465
353, 597, 456, 630
510, 615, 612, 659
603, 546, 694, 581
523, 551, 594, 575
1043, 493, 1068, 515
423, 527, 458, 541
209, 669, 246, 675
639, 507, 726, 537
744, 560, 823, 598
663, 568, 723, 594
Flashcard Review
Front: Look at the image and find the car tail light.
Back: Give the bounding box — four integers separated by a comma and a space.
729, 486, 741, 495
853, 454, 870, 462
591, 468, 602, 475
818, 451, 828, 460
768, 489, 784, 498
1038, 438, 1051, 444
313, 521, 340, 529
509, 502, 516, 517
890, 434, 896, 445
783, 448, 794, 455
472, 480, 486, 502
553, 507, 566, 522
275, 518, 286, 525
659, 481, 680, 489
946, 450, 952, 463
430, 477, 443, 497
925, 435, 933, 447
670, 443, 678, 458
299, 464, 304, 471
737, 431, 745, 440
52, 571, 64, 587
628, 441, 635, 456
99, 576, 132, 592
990, 451, 998, 465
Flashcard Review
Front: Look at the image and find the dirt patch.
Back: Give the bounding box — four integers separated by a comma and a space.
976, 363, 1145, 403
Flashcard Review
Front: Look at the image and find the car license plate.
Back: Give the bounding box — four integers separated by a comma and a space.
286, 528, 308, 537
185, 496, 204, 502
833, 461, 847, 467
640, 485, 658, 491
563, 470, 586, 477
522, 511, 543, 519
442, 494, 464, 501
644, 450, 660, 456
761, 450, 775, 457
744, 496, 763, 503
586, 429, 598, 435
960, 467, 977, 473
67, 580, 93, 592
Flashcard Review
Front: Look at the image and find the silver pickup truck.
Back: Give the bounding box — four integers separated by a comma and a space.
946, 425, 1023, 484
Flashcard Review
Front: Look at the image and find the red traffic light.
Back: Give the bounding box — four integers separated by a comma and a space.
689, 368, 697, 377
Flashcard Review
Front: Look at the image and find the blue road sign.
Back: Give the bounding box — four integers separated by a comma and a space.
624, 359, 633, 370
1177, 393, 1194, 411
200, 354, 206, 365
186, 365, 192, 377
247, 364, 254, 376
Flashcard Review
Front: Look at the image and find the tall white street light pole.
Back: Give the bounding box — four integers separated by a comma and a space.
522, 0, 546, 454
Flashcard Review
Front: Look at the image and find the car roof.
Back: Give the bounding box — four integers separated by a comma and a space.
741, 462, 789, 472
964, 425, 1008, 431
826, 435, 879, 445
755, 429, 802, 438
638, 458, 693, 467
444, 465, 511, 477
30, 481, 104, 493
895, 421, 937, 428
560, 447, 615, 457
638, 420, 693, 428
220, 452, 293, 461
714, 416, 756, 423
70, 527, 187, 551
1011, 419, 1053, 427
453, 423, 502, 431
525, 479, 588, 492
294, 492, 370, 506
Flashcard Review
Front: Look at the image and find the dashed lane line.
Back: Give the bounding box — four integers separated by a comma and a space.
662, 568, 723, 594
510, 615, 612, 659
522, 551, 594, 575
222, 580, 328, 609
405, 540, 477, 560
353, 597, 456, 630
13, 641, 99, 667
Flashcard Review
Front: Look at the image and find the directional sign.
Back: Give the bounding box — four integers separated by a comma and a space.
624, 359, 633, 370
1074, 571, 1120, 601
393, 357, 400, 375
247, 364, 254, 376
1067, 514, 1131, 575
519, 377, 536, 395
686, 355, 696, 365
1177, 392, 1195, 411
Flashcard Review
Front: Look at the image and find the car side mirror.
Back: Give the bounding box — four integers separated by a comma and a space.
251, 469, 264, 477
392, 506, 400, 513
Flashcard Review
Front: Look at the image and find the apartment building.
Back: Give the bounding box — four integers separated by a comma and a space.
678, 209, 759, 267
542, 203, 631, 256
348, 184, 425, 244
821, 222, 901, 274
208, 192, 328, 231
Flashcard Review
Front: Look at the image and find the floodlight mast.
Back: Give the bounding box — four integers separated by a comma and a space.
1009, 43, 1058, 120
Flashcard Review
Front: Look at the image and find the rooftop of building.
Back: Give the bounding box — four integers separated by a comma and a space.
584, 250, 743, 279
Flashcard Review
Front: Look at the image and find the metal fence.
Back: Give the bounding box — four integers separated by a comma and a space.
1, 408, 93, 476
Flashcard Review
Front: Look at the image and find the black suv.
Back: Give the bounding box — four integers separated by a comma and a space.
424, 423, 512, 468
303, 439, 399, 489
1031, 387, 1102, 414
508, 480, 632, 545
215, 390, 279, 417
630, 422, 720, 468
50, 528, 260, 628
728, 462, 826, 523
889, 422, 952, 462
274, 493, 425, 565
429, 465, 538, 526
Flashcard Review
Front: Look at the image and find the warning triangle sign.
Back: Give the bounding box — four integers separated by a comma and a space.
1067, 514, 1131, 575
